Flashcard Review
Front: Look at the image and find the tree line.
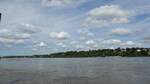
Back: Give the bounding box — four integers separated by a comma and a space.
1, 47, 150, 58
49, 47, 150, 57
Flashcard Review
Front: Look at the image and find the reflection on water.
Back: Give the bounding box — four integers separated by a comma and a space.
0, 57, 150, 84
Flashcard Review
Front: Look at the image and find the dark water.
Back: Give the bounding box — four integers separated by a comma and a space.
0, 57, 150, 84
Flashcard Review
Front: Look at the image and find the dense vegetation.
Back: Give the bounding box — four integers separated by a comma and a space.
1, 47, 150, 58
49, 47, 150, 57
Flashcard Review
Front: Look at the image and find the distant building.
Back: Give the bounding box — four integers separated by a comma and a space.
137, 49, 141, 52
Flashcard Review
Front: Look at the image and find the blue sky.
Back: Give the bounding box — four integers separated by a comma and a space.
0, 0, 150, 56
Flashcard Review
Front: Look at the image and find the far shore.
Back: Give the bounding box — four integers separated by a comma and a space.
1, 47, 150, 59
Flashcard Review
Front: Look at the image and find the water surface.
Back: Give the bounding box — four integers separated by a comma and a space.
0, 57, 150, 84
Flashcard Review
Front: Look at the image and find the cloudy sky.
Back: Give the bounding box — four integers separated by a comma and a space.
0, 0, 150, 56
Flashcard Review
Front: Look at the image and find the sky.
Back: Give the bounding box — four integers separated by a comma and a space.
0, 0, 150, 56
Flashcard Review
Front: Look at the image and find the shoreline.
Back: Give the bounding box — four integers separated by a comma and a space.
1, 47, 150, 59
1, 56, 150, 59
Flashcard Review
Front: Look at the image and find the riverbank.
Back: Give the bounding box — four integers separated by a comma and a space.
0, 48, 150, 59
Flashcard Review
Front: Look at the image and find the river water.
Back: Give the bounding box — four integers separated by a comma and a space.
0, 57, 150, 84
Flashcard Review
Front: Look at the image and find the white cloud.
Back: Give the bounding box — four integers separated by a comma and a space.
0, 29, 9, 33
125, 41, 135, 45
42, 0, 73, 7
102, 39, 142, 48
86, 40, 95, 45
0, 38, 24, 44
83, 5, 133, 28
78, 29, 94, 41
143, 36, 150, 41
35, 42, 47, 47
111, 28, 132, 35
75, 44, 84, 49
111, 18, 129, 23
16, 23, 39, 34
122, 41, 142, 47
49, 32, 70, 40
82, 17, 109, 28
89, 5, 130, 18
57, 42, 67, 48
0, 23, 39, 44
78, 29, 94, 37
85, 40, 98, 48
70, 40, 78, 44
0, 33, 31, 40
42, 0, 89, 8
103, 39, 122, 45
